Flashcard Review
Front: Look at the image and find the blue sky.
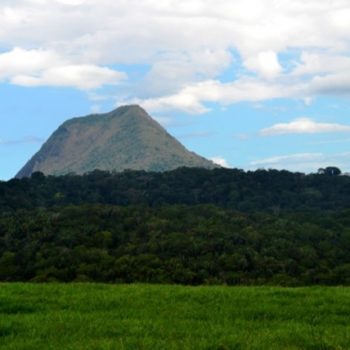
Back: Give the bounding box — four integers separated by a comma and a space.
1, 0, 350, 180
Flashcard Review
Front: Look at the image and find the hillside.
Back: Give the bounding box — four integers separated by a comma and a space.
16, 105, 216, 177
1, 168, 350, 285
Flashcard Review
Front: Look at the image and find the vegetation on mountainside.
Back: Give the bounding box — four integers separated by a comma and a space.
16, 105, 216, 177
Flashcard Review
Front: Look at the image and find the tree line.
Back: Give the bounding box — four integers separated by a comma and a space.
1, 167, 349, 213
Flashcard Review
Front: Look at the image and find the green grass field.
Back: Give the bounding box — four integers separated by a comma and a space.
0, 284, 349, 349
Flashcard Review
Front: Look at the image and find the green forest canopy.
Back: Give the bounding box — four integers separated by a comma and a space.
0, 167, 349, 285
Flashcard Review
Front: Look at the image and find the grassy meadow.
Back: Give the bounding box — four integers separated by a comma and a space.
0, 284, 349, 350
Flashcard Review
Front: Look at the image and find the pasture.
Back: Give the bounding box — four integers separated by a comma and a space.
0, 284, 349, 349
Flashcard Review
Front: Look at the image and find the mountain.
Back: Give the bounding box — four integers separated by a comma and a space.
16, 105, 217, 177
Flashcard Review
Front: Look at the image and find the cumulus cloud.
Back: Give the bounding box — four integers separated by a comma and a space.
12, 65, 126, 90
0, 47, 60, 79
210, 157, 230, 168
55, 0, 87, 5
293, 52, 350, 77
1, 0, 350, 106
0, 48, 126, 89
245, 51, 282, 79
260, 118, 350, 136
130, 78, 299, 114
309, 73, 350, 97
141, 48, 233, 96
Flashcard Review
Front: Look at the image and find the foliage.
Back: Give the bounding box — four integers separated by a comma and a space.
1, 168, 349, 285
318, 166, 342, 176
0, 204, 349, 285
1, 167, 349, 213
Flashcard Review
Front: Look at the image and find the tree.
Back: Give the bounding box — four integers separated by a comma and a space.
318, 167, 341, 176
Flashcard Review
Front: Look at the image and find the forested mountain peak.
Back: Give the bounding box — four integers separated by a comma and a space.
16, 105, 217, 178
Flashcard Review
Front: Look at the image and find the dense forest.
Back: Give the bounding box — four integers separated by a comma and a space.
2, 167, 350, 212
0, 167, 349, 285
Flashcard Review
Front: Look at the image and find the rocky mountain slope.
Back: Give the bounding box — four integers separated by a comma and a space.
17, 105, 217, 177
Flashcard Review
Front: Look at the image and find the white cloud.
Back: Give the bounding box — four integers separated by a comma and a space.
0, 48, 126, 89
260, 118, 350, 136
293, 52, 350, 77
0, 47, 60, 80
290, 52, 350, 98
141, 48, 232, 96
329, 7, 350, 33
129, 78, 301, 114
55, 0, 87, 5
210, 157, 230, 168
135, 87, 210, 114
1, 1, 350, 105
251, 153, 323, 167
245, 51, 282, 78
250, 152, 350, 173
309, 73, 350, 97
12, 64, 126, 90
